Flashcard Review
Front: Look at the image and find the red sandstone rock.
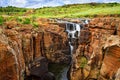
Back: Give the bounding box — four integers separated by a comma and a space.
70, 17, 120, 80
100, 46, 120, 79
0, 29, 25, 80
0, 18, 70, 80
0, 17, 120, 80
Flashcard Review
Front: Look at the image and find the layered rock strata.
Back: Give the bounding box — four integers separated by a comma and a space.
70, 17, 120, 80
0, 17, 120, 80
0, 20, 69, 80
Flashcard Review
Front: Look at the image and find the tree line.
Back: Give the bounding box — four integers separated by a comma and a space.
0, 6, 27, 12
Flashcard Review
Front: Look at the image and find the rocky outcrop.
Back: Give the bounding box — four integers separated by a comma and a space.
0, 17, 120, 80
70, 17, 120, 80
0, 19, 69, 80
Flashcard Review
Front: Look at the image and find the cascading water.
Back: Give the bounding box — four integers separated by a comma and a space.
60, 22, 81, 80
56, 19, 89, 80
69, 42, 73, 55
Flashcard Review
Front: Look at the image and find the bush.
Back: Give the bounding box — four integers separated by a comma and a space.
16, 17, 23, 23
33, 22, 39, 28
23, 18, 31, 24
80, 57, 87, 68
0, 16, 4, 25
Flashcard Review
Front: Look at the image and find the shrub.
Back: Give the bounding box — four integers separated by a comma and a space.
80, 57, 87, 68
23, 18, 31, 24
16, 17, 23, 23
0, 16, 4, 25
33, 22, 39, 28
31, 16, 37, 21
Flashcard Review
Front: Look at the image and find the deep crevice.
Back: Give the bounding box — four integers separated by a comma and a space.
113, 27, 117, 35
33, 36, 36, 60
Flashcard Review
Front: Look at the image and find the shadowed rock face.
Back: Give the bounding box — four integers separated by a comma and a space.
0, 20, 69, 80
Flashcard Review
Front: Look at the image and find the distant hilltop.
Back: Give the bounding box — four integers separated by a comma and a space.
0, 3, 120, 18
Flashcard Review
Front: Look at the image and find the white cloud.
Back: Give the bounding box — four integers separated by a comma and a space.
26, 0, 64, 8
9, 0, 28, 7
0, 0, 120, 8
0, 0, 9, 7
102, 0, 120, 3
62, 0, 95, 4
62, 0, 72, 4
63, 0, 120, 4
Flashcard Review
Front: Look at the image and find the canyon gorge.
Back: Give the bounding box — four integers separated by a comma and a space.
0, 17, 120, 80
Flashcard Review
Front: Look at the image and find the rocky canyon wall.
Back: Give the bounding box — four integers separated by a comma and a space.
70, 17, 120, 80
0, 17, 120, 80
0, 20, 69, 80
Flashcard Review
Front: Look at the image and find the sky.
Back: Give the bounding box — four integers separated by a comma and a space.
0, 0, 120, 8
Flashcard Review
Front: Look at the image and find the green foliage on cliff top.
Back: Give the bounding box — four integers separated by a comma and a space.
23, 18, 31, 24
0, 3, 120, 18
32, 3, 120, 18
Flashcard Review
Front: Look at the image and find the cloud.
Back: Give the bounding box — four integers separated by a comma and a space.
9, 0, 28, 7
0, 0, 9, 7
62, 0, 120, 4
0, 0, 120, 8
26, 0, 64, 8
0, 0, 28, 7
62, 0, 96, 4
102, 0, 120, 3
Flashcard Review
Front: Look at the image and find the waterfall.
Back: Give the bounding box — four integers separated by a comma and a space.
69, 42, 73, 55
65, 23, 81, 39
56, 19, 89, 80
60, 22, 81, 80
85, 20, 89, 24
61, 67, 69, 80
76, 24, 80, 37
65, 23, 76, 38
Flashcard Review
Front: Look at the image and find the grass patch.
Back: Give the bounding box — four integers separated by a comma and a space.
16, 17, 23, 23
79, 56, 87, 68
0, 16, 4, 25
0, 3, 120, 18
23, 18, 31, 24
30, 3, 120, 18
32, 22, 39, 28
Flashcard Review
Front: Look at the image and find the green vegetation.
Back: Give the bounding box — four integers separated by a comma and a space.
79, 56, 87, 68
0, 6, 27, 16
33, 22, 39, 28
32, 3, 120, 18
0, 16, 4, 25
0, 6, 26, 12
23, 18, 31, 24
0, 3, 120, 18
16, 17, 23, 23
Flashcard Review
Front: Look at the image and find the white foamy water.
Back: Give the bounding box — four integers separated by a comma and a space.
65, 23, 81, 39
75, 24, 80, 37
69, 42, 73, 55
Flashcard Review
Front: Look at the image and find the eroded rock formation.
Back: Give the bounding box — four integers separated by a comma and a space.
0, 20, 69, 80
70, 17, 120, 80
0, 17, 120, 80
